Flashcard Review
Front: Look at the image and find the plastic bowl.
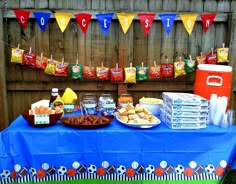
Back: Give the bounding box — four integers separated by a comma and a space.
21, 110, 63, 128
139, 98, 163, 116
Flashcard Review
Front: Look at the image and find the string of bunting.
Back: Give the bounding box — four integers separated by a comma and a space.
12, 9, 218, 36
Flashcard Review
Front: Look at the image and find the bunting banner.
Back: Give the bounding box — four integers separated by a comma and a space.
74, 13, 92, 35
54, 12, 72, 32
200, 13, 217, 33
159, 13, 177, 35
33, 12, 51, 32
117, 13, 136, 34
13, 9, 31, 28
138, 13, 156, 36
180, 14, 198, 35
96, 13, 114, 36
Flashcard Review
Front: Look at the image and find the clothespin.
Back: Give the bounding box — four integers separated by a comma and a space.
130, 62, 132, 68
211, 48, 214, 55
29, 47, 32, 54
76, 53, 79, 65
116, 63, 118, 71
40, 52, 43, 59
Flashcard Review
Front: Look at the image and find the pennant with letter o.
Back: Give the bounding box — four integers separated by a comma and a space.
117, 13, 136, 34
138, 13, 156, 36
200, 13, 216, 33
96, 13, 114, 36
180, 14, 198, 35
33, 12, 51, 32
54, 12, 72, 32
159, 13, 176, 36
75, 13, 92, 35
14, 9, 31, 28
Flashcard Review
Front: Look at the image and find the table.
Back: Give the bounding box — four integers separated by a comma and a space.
1, 113, 236, 184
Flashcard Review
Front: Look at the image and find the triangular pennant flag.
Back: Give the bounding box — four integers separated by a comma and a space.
138, 13, 156, 36
117, 13, 136, 34
74, 13, 92, 35
13, 9, 31, 28
200, 13, 216, 33
159, 13, 177, 35
33, 12, 51, 32
180, 14, 198, 35
54, 12, 72, 32
96, 13, 114, 36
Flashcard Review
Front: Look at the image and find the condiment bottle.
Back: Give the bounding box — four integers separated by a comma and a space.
49, 88, 59, 108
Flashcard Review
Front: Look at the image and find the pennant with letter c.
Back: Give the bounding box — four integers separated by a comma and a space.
180, 14, 198, 35
138, 13, 156, 36
54, 12, 72, 32
14, 9, 31, 28
75, 13, 92, 35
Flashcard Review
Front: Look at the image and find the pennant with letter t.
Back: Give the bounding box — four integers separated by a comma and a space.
96, 13, 114, 36
180, 14, 198, 35
33, 12, 51, 32
75, 13, 92, 35
138, 13, 156, 36
14, 9, 31, 28
54, 12, 72, 32
200, 13, 216, 33
159, 13, 176, 36
117, 13, 136, 34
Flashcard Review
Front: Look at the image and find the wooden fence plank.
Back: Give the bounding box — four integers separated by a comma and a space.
190, 0, 203, 12
176, 0, 190, 11
35, 0, 48, 9
20, 0, 34, 8
148, 0, 163, 11
163, 0, 176, 11
0, 9, 8, 130
5, 0, 20, 9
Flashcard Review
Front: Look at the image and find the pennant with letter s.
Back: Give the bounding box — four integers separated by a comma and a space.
54, 12, 72, 32
33, 12, 51, 32
180, 14, 198, 35
159, 13, 176, 35
138, 13, 156, 36
200, 13, 216, 33
75, 13, 92, 35
117, 13, 136, 34
96, 13, 114, 36
14, 9, 31, 28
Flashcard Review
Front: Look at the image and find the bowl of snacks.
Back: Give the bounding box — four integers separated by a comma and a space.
139, 97, 163, 116
22, 105, 63, 128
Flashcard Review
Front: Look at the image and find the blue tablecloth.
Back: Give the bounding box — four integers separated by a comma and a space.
1, 113, 236, 184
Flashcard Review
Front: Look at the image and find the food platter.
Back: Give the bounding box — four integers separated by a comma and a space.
61, 115, 113, 129
115, 116, 161, 129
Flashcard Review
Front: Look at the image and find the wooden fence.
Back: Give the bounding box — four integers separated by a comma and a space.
0, 0, 236, 130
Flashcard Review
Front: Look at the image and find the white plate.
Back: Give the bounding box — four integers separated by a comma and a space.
115, 116, 161, 129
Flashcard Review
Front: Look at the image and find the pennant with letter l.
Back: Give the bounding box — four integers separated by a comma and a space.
75, 13, 92, 35
138, 13, 156, 36
159, 13, 177, 35
54, 12, 72, 32
33, 12, 51, 32
200, 13, 216, 33
14, 9, 31, 28
117, 13, 136, 34
180, 14, 198, 35
96, 13, 114, 36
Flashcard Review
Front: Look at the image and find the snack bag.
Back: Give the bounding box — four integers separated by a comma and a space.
149, 63, 161, 79
54, 60, 68, 76
206, 49, 217, 64
44, 57, 56, 75
83, 65, 95, 79
136, 64, 148, 81
184, 56, 196, 73
22, 50, 36, 68
196, 53, 206, 65
110, 66, 123, 83
36, 54, 47, 70
11, 47, 24, 63
124, 65, 136, 83
160, 63, 174, 78
174, 60, 186, 78
70, 64, 83, 80
96, 66, 109, 81
217, 45, 229, 63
